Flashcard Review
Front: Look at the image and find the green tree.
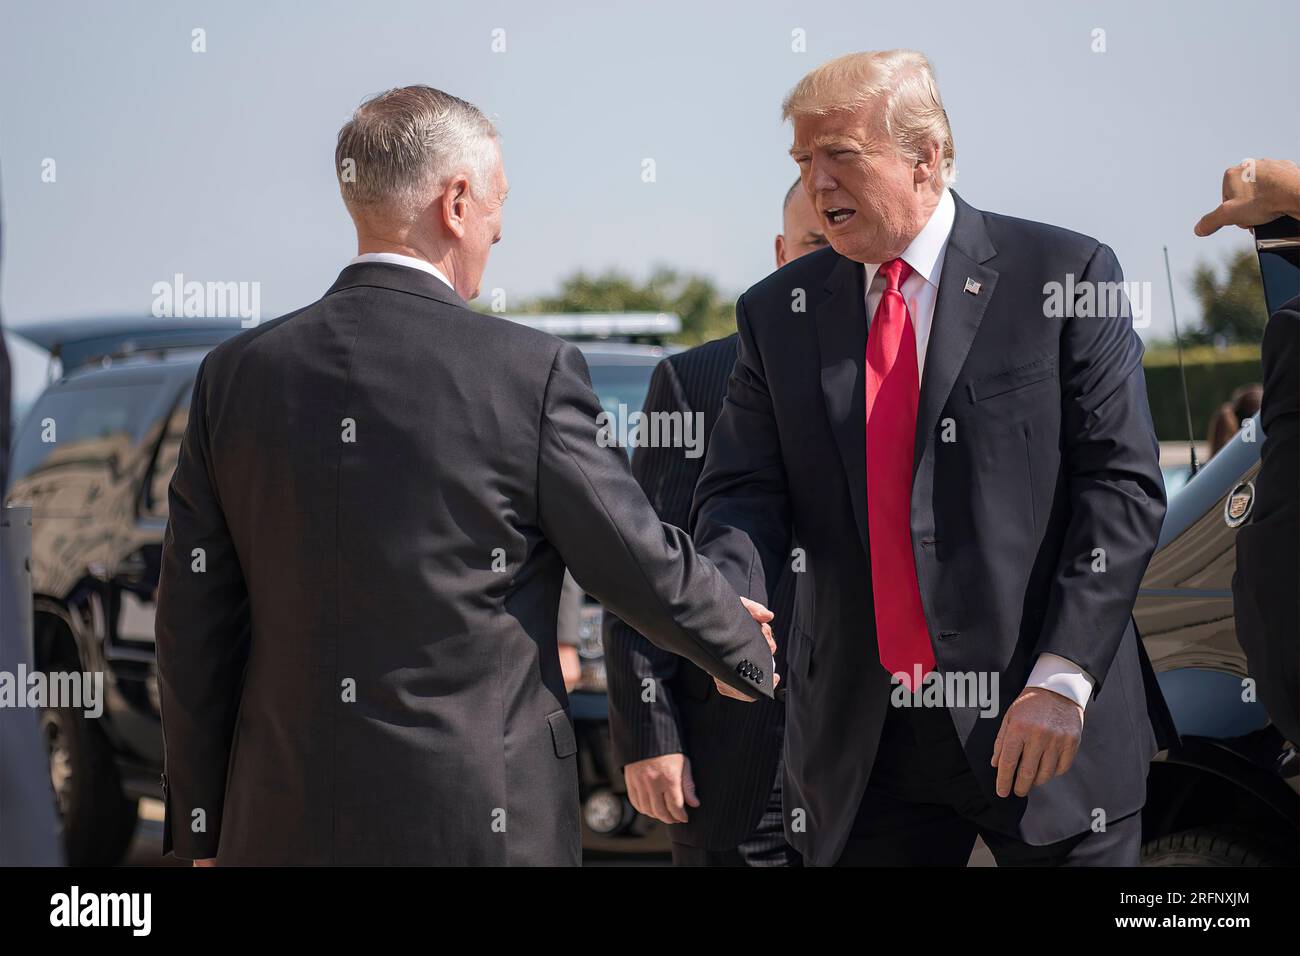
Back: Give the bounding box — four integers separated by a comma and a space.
1189, 247, 1268, 345
520, 266, 736, 345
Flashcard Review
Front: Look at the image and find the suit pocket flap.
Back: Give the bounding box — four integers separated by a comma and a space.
547, 709, 577, 758
968, 355, 1056, 402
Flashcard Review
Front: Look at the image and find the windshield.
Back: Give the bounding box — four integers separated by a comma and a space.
8, 382, 159, 489
585, 357, 660, 458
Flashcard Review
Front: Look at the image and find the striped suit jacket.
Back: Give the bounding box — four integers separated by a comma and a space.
603, 334, 793, 850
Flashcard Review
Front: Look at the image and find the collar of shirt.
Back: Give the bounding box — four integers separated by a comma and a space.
861, 188, 956, 382
349, 252, 454, 293
862, 187, 956, 295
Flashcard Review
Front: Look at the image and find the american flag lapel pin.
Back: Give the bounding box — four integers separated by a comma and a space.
964, 277, 982, 295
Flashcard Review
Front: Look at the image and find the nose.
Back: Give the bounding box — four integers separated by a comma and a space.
809, 157, 837, 194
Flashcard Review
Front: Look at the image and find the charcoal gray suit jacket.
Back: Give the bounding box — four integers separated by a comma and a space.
155, 262, 774, 865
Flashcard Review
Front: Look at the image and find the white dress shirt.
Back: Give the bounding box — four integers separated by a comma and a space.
349, 252, 454, 292
863, 189, 1094, 712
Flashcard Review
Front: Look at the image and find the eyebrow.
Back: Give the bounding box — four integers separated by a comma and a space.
789, 134, 867, 156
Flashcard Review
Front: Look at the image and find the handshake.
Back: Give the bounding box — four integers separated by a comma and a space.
715, 597, 781, 702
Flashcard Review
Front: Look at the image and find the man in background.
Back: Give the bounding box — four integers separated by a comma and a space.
602, 180, 824, 866
1198, 157, 1300, 744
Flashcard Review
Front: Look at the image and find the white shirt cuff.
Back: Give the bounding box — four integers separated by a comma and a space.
1027, 653, 1095, 711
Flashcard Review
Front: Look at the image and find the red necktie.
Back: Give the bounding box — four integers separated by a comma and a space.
865, 258, 934, 688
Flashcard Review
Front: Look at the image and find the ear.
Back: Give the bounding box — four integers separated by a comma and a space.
913, 140, 943, 188
441, 174, 472, 239
775, 234, 788, 269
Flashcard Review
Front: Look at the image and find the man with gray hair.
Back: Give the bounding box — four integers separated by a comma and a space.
155, 85, 776, 866
693, 51, 1174, 865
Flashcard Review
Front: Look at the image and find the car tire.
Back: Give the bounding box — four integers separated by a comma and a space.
41, 699, 138, 866
1141, 827, 1284, 866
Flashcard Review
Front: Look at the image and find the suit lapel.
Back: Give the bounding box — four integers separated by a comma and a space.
912, 194, 999, 477
816, 254, 872, 559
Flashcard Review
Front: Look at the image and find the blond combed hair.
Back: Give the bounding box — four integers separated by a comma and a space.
782, 50, 955, 188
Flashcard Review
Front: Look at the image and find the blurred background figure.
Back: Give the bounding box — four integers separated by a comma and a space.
1207, 382, 1263, 457
1198, 157, 1300, 744
602, 179, 823, 866
775, 177, 830, 266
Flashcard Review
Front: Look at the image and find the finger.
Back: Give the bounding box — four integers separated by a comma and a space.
663, 775, 689, 824
645, 785, 675, 826
1194, 198, 1248, 237
625, 776, 649, 818
772, 670, 781, 690
1194, 206, 1226, 236
740, 597, 774, 623
1056, 735, 1080, 777
1014, 734, 1045, 798
681, 759, 701, 809
995, 727, 1024, 797
1033, 742, 1060, 788
991, 714, 1007, 767
715, 677, 756, 702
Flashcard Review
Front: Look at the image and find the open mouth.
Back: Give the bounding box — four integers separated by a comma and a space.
824, 207, 856, 226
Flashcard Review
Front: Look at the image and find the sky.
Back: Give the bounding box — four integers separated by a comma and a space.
2, 0, 1297, 351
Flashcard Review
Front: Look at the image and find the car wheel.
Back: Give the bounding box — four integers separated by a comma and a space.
1141, 827, 1284, 866
40, 700, 138, 866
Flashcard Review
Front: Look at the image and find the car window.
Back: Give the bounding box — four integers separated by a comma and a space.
8, 382, 160, 485
143, 390, 192, 519
586, 360, 658, 458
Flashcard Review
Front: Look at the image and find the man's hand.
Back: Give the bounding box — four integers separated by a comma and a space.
559, 643, 581, 692
714, 598, 780, 701
991, 686, 1083, 798
1195, 158, 1300, 236
193, 858, 217, 867
624, 753, 699, 824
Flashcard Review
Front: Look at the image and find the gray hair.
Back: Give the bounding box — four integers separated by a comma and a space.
335, 85, 499, 220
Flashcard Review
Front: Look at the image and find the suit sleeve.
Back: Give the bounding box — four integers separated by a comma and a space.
1034, 243, 1167, 689
154, 356, 251, 859
539, 343, 773, 700
689, 294, 792, 609
603, 358, 693, 765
